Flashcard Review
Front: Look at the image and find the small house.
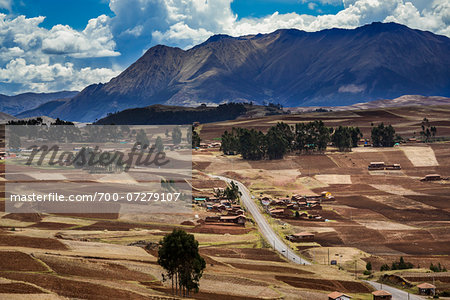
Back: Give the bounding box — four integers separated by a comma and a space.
286, 232, 314, 242
209, 197, 220, 203
417, 283, 436, 296
368, 162, 385, 170
327, 291, 352, 300
278, 197, 291, 203
205, 216, 220, 223
220, 215, 246, 225
291, 194, 304, 201
297, 201, 307, 208
371, 290, 392, 300
385, 164, 401, 170
269, 208, 292, 218
210, 204, 226, 212
420, 174, 442, 181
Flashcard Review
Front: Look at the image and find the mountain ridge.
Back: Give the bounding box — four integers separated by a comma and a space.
45, 22, 450, 122
0, 91, 78, 116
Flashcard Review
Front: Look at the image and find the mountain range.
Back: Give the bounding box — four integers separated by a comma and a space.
7, 22, 450, 122
0, 91, 78, 116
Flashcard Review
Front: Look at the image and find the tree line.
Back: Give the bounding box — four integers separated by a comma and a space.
96, 103, 247, 125
220, 121, 366, 160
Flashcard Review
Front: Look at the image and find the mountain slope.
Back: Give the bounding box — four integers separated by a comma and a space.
54, 22, 450, 122
16, 99, 69, 118
0, 91, 78, 116
0, 111, 16, 123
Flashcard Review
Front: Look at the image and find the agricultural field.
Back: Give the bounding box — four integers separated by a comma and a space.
193, 104, 450, 296
1, 104, 449, 299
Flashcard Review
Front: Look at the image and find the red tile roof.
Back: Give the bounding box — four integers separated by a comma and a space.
372, 290, 392, 296
327, 291, 351, 299
417, 283, 436, 289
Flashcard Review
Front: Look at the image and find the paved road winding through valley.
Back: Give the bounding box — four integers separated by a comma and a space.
211, 175, 311, 265
210, 175, 427, 299
365, 281, 424, 300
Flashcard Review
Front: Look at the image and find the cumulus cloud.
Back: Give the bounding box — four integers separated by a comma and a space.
42, 15, 119, 58
107, 0, 450, 52
0, 13, 119, 59
108, 0, 236, 48
0, 13, 120, 94
0, 58, 121, 93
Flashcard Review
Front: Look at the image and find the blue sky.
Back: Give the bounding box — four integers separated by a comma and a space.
0, 0, 448, 95
7, 0, 344, 30
5, 0, 114, 30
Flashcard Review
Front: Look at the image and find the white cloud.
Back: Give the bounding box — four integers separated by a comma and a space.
308, 2, 318, 10
0, 58, 121, 93
0, 13, 121, 94
0, 0, 11, 11
107, 0, 450, 51
1, 0, 450, 95
42, 15, 119, 58
338, 84, 366, 93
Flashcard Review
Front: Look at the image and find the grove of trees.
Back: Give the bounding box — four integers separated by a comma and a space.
221, 121, 365, 160
371, 123, 396, 147
332, 126, 362, 151
420, 117, 437, 142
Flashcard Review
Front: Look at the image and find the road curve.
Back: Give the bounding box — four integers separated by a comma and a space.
364, 281, 424, 300
211, 175, 311, 265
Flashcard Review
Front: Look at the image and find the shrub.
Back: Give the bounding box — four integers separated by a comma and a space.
380, 264, 390, 271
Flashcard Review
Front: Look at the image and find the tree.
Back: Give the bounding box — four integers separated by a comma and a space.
191, 129, 201, 148
420, 118, 437, 142
136, 129, 149, 148
430, 262, 447, 272
172, 126, 182, 145
431, 126, 437, 140
366, 261, 372, 271
332, 126, 363, 151
220, 129, 240, 155
380, 264, 390, 271
350, 127, 363, 147
371, 123, 396, 147
238, 128, 266, 160
332, 126, 353, 151
391, 256, 414, 270
155, 136, 164, 152
224, 181, 240, 202
266, 124, 290, 159
293, 120, 330, 153
158, 229, 206, 297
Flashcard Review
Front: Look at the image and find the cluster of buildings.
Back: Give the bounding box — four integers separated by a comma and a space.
260, 192, 334, 220
196, 142, 221, 150
368, 162, 401, 171
193, 192, 247, 226
327, 282, 436, 300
